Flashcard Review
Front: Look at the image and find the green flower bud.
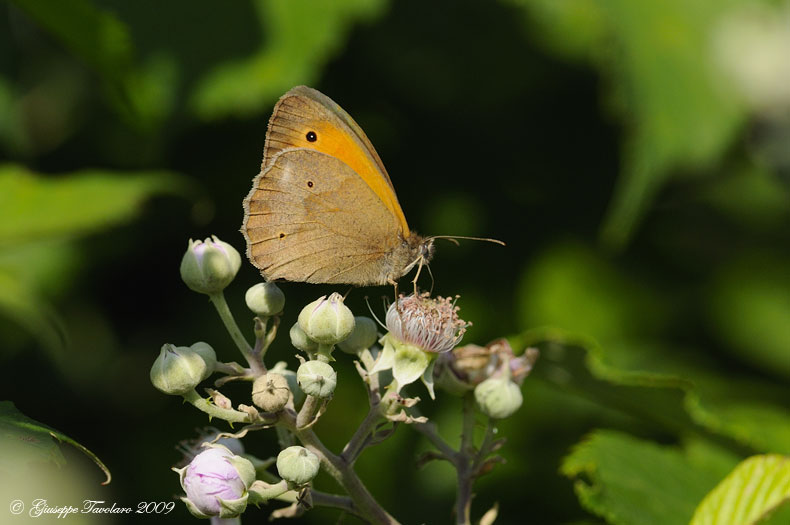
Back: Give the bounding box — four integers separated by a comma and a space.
276, 446, 320, 486
251, 373, 291, 412
337, 316, 378, 354
289, 322, 318, 354
297, 293, 355, 345
180, 236, 241, 295
245, 282, 285, 317
150, 344, 207, 395
296, 361, 337, 398
189, 341, 217, 380
271, 361, 305, 408
474, 377, 523, 419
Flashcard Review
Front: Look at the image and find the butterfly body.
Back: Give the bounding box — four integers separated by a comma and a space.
242, 86, 434, 286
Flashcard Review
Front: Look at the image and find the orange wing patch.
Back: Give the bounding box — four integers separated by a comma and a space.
263, 88, 411, 237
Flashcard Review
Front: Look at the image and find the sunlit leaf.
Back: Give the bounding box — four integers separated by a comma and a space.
518, 243, 790, 454
0, 164, 186, 246
561, 430, 737, 525
0, 401, 110, 484
523, 328, 790, 455
191, 0, 388, 119
690, 455, 790, 525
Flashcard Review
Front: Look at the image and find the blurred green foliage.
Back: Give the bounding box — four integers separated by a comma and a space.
1, 0, 789, 523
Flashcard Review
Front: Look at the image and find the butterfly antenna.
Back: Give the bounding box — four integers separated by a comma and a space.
427, 235, 506, 246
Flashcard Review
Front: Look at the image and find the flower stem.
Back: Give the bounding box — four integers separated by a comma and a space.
455, 393, 477, 525
296, 395, 323, 429
342, 405, 383, 463
209, 292, 265, 377
412, 420, 456, 461
279, 410, 399, 525
182, 389, 250, 423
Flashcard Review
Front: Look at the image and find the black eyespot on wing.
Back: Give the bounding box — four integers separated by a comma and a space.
279, 233, 285, 239
306, 131, 317, 142
307, 180, 314, 188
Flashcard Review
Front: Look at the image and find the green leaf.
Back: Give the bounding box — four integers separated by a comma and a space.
510, 0, 745, 247
9, 0, 176, 128
518, 243, 790, 454
10, 0, 133, 84
524, 330, 790, 455
561, 430, 738, 525
707, 254, 790, 378
691, 455, 790, 525
0, 164, 186, 353
0, 268, 67, 355
0, 163, 186, 246
191, 0, 388, 119
0, 401, 110, 484
517, 242, 670, 341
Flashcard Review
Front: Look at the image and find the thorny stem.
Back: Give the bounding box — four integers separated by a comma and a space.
342, 385, 401, 463
280, 410, 399, 525
209, 292, 265, 377
342, 347, 399, 463
253, 315, 280, 363
412, 420, 457, 461
182, 389, 250, 424
413, 394, 492, 525
310, 491, 360, 516
296, 395, 323, 429
472, 418, 498, 473
342, 407, 383, 463
455, 393, 477, 525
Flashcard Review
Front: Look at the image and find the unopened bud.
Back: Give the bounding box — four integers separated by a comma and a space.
251, 373, 291, 412
296, 361, 337, 398
176, 445, 255, 518
271, 361, 305, 408
337, 316, 378, 354
297, 293, 355, 346
276, 446, 320, 485
289, 322, 318, 354
474, 377, 523, 419
180, 236, 241, 295
150, 344, 207, 395
189, 341, 217, 380
245, 282, 285, 317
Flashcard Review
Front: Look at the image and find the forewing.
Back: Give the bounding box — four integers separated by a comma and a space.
262, 86, 410, 235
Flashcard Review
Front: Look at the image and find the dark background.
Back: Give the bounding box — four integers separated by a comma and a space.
2, 1, 789, 524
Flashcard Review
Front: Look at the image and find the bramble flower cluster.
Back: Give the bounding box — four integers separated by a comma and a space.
152, 234, 538, 523
371, 293, 470, 398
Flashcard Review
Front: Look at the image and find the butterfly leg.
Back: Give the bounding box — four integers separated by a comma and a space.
387, 278, 399, 302
410, 255, 426, 295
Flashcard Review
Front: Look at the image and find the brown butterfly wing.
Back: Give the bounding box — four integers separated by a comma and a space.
243, 148, 407, 285
262, 86, 410, 236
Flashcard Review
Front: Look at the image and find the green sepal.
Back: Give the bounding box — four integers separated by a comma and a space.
180, 496, 212, 519
217, 493, 249, 518
248, 479, 290, 504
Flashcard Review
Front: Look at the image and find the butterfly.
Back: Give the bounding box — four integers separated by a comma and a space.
242, 86, 435, 287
